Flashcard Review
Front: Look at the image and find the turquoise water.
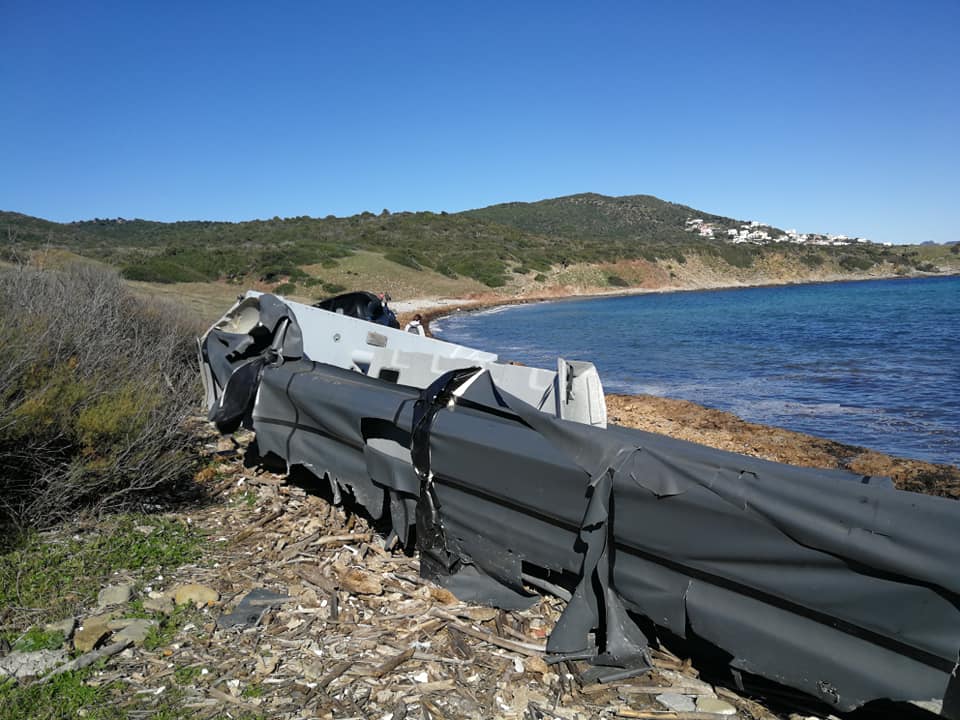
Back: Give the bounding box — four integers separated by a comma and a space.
434, 276, 960, 466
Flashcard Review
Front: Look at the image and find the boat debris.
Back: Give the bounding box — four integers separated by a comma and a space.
199, 291, 960, 718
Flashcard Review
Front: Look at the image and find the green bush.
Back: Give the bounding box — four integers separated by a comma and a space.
839, 254, 874, 271
121, 259, 211, 283
274, 282, 296, 295
800, 254, 824, 268
534, 273, 548, 282
0, 264, 201, 540
715, 244, 756, 269
384, 251, 422, 270
606, 274, 630, 287
322, 282, 347, 294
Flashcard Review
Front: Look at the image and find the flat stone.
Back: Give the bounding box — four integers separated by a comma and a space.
106, 617, 152, 631
97, 584, 132, 607
74, 623, 110, 653
169, 583, 219, 607
656, 692, 696, 713
697, 697, 737, 715
0, 649, 68, 679
111, 619, 155, 645
84, 610, 119, 626
44, 618, 76, 639
143, 595, 174, 614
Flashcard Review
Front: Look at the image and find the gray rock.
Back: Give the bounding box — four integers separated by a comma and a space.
0, 649, 67, 679
656, 692, 696, 713
143, 595, 174, 614
44, 618, 76, 639
97, 584, 132, 607
111, 619, 155, 646
697, 696, 738, 715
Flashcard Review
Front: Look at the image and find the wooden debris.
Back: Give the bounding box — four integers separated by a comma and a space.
40, 433, 767, 719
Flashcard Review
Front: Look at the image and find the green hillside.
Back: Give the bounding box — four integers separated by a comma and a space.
462, 192, 746, 242
1, 195, 955, 293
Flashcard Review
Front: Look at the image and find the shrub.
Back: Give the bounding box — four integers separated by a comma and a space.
121, 259, 210, 283
0, 263, 201, 539
839, 254, 874, 272
274, 282, 296, 295
322, 282, 347, 294
384, 251, 422, 270
534, 273, 548, 282
801, 254, 824, 268
435, 264, 458, 278
716, 244, 756, 268
607, 274, 630, 287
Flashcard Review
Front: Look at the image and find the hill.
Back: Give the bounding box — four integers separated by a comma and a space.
462, 192, 745, 242
2, 195, 957, 319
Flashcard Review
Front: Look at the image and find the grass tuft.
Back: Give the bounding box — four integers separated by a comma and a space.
0, 514, 202, 627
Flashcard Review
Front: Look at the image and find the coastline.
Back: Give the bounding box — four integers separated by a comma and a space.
393, 270, 959, 334
394, 273, 960, 497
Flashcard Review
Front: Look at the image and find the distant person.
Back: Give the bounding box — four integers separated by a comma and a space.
404, 313, 426, 336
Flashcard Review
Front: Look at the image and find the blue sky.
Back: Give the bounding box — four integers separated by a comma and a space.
2, 1, 957, 244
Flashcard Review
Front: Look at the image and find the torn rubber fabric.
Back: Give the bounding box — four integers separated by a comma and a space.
199, 292, 960, 718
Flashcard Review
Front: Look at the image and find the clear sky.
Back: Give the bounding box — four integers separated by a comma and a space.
2, 1, 957, 244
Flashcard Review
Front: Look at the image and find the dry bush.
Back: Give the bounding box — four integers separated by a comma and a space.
0, 262, 202, 537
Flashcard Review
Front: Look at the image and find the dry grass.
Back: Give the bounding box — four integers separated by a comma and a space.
302, 250, 490, 301
126, 279, 246, 325
0, 263, 202, 537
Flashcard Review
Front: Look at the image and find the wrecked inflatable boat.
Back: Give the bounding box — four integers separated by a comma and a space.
199, 291, 960, 717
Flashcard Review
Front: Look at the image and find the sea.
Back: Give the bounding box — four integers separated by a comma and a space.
433, 276, 959, 466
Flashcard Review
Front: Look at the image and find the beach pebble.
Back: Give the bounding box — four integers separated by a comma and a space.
697, 697, 737, 715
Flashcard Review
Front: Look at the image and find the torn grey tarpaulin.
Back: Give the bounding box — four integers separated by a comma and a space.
199, 293, 960, 717
218, 589, 293, 629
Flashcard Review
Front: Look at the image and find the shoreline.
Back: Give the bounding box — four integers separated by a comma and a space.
394, 270, 959, 333
395, 273, 960, 494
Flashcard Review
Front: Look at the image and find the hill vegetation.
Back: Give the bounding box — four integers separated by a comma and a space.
2, 195, 956, 303
462, 192, 746, 242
